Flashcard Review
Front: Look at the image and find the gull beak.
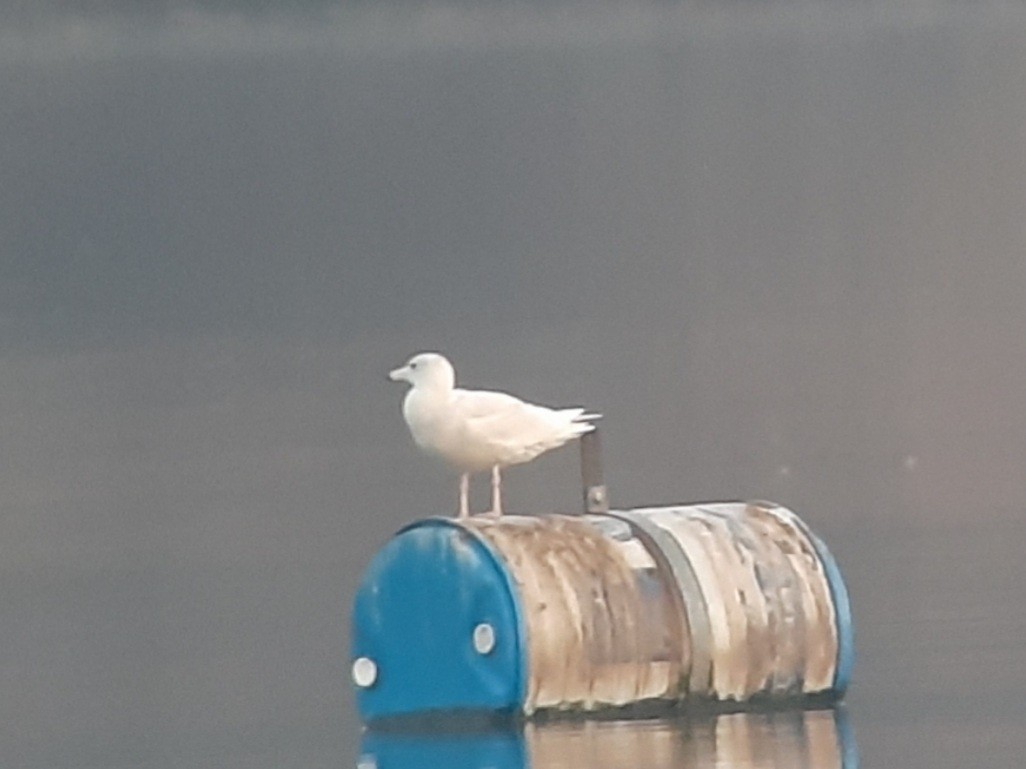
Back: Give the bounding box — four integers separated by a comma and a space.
388, 366, 408, 382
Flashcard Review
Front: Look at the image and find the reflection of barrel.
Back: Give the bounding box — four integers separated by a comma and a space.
359, 707, 858, 769
351, 501, 853, 721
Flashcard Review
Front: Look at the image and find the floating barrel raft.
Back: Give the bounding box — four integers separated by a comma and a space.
350, 501, 853, 722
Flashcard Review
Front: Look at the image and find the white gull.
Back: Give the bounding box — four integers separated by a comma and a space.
388, 352, 600, 518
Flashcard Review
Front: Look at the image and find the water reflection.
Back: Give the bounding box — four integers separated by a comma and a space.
359, 707, 856, 769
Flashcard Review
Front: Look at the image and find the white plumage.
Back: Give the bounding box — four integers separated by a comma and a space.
388, 352, 599, 518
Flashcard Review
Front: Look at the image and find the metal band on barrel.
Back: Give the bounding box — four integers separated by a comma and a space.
611, 508, 714, 698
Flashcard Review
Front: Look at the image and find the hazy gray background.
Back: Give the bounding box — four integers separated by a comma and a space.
2, 2, 1025, 767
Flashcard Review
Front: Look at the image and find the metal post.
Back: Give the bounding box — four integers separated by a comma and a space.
579, 427, 608, 514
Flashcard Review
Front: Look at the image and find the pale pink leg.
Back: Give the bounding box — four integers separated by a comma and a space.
486, 465, 503, 517
458, 473, 470, 519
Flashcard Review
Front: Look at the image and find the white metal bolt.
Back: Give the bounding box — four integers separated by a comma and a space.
352, 656, 378, 688
473, 622, 496, 655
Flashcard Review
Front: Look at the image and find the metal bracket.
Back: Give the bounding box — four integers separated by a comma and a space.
579, 428, 609, 514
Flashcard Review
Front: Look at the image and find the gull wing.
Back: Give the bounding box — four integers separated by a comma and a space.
452, 388, 594, 460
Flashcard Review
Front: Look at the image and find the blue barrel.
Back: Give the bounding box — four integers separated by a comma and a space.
350, 501, 853, 722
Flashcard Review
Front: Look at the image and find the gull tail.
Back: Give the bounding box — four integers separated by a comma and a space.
559, 407, 602, 436
514, 405, 602, 460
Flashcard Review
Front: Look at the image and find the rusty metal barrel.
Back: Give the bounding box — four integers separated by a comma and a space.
350, 501, 853, 722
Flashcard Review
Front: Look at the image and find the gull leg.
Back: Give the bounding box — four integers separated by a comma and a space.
458, 473, 470, 519
483, 465, 503, 518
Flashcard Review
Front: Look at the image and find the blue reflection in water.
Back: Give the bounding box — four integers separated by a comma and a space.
360, 706, 856, 769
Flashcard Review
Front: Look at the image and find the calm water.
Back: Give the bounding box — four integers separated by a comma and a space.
2, 3, 1026, 767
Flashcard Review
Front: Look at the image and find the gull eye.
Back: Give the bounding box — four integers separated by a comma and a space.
410, 362, 418, 370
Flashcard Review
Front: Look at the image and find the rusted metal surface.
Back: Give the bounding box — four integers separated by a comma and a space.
757, 501, 845, 692
611, 510, 712, 696
752, 503, 839, 693
461, 501, 841, 712
464, 514, 685, 713
630, 502, 840, 701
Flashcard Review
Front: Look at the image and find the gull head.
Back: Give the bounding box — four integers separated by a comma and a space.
388, 352, 455, 391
